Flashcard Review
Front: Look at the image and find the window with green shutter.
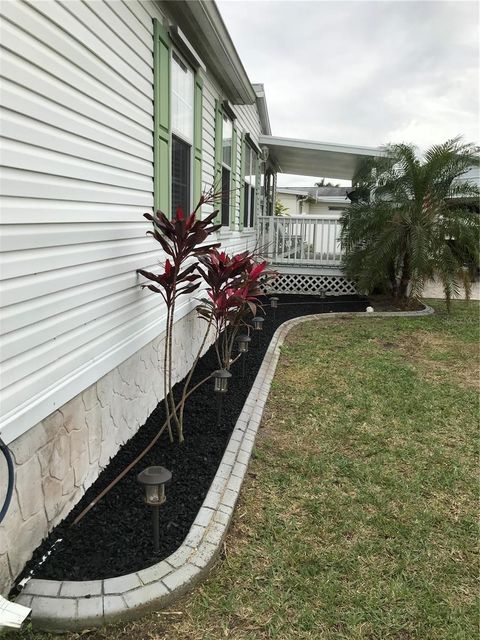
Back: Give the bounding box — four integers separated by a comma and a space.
153, 19, 203, 217
153, 20, 171, 214
214, 101, 223, 221
242, 139, 258, 228
193, 74, 203, 210
221, 113, 232, 226
238, 132, 245, 231
214, 102, 238, 227
230, 125, 238, 230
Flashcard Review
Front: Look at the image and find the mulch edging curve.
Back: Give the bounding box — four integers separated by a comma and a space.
16, 304, 434, 631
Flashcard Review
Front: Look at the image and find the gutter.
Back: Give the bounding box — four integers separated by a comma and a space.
252, 84, 272, 135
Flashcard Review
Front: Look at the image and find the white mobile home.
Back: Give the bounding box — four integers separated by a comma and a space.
0, 0, 272, 595
0, 0, 382, 596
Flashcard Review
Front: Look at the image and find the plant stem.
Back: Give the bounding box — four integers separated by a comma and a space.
163, 306, 173, 443
167, 292, 181, 435
214, 323, 223, 369
177, 312, 214, 442
71, 372, 214, 526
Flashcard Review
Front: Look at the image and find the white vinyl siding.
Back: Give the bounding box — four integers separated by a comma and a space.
309, 201, 347, 218
0, 0, 165, 443
0, 0, 261, 444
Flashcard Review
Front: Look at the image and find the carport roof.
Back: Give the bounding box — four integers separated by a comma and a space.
259, 135, 384, 180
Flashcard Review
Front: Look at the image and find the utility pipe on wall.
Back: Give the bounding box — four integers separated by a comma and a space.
0, 436, 14, 524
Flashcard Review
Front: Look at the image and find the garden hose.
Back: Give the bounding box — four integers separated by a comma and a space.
0, 435, 14, 525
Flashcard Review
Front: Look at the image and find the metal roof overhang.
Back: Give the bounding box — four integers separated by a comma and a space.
259, 135, 384, 180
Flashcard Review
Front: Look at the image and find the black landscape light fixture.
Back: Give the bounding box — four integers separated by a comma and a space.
252, 316, 265, 331
213, 368, 232, 393
319, 289, 326, 312
270, 296, 279, 320
212, 369, 232, 425
137, 465, 172, 553
236, 334, 251, 377
236, 334, 251, 353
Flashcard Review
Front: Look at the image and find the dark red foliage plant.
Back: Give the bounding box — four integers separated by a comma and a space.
196, 248, 274, 372
73, 211, 274, 525
137, 193, 221, 442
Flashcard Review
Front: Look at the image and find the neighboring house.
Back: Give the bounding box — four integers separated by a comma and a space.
273, 166, 480, 281
277, 186, 352, 217
0, 0, 382, 595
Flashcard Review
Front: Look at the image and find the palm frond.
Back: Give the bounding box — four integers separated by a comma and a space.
340, 136, 479, 308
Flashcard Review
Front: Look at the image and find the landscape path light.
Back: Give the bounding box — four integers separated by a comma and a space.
319, 289, 326, 313
270, 296, 279, 320
235, 334, 251, 377
212, 369, 232, 426
137, 465, 172, 553
252, 316, 265, 331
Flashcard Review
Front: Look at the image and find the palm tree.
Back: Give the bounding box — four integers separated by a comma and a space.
315, 177, 340, 187
340, 137, 479, 308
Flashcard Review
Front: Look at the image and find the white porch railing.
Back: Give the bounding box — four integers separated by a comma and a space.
258, 215, 344, 267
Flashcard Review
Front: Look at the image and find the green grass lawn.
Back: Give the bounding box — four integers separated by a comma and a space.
12, 301, 479, 640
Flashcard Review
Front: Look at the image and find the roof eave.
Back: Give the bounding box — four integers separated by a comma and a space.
259, 135, 384, 180
163, 1, 256, 105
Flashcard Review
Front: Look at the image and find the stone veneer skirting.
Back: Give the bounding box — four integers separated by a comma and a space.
14, 306, 434, 632
0, 308, 213, 597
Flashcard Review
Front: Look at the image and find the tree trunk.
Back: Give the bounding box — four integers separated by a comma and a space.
388, 262, 398, 297
398, 252, 411, 299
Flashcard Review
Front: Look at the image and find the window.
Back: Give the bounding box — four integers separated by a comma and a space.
221, 115, 233, 226
243, 142, 257, 227
172, 136, 190, 216
171, 52, 194, 215
154, 21, 203, 216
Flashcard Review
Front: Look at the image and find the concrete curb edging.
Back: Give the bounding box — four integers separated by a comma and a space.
16, 304, 434, 631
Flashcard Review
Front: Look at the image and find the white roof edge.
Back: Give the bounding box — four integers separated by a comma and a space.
252, 83, 272, 136
277, 187, 310, 195
315, 196, 350, 203
259, 135, 384, 156
277, 189, 349, 204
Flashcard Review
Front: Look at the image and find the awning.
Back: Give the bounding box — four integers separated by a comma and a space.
259, 135, 383, 180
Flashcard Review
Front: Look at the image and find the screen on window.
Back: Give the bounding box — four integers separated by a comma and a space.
172, 135, 190, 216
222, 166, 230, 226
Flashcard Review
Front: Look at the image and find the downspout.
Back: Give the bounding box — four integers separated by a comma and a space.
297, 195, 309, 215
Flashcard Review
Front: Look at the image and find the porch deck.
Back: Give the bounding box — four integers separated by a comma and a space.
257, 215, 356, 295
258, 215, 344, 269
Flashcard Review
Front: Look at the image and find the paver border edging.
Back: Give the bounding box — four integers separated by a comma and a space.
16, 304, 434, 632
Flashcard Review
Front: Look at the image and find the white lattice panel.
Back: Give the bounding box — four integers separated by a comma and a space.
264, 273, 357, 296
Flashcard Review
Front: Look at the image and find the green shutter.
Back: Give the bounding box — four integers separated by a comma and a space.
193, 73, 203, 215
214, 100, 223, 221
238, 133, 245, 231
230, 126, 238, 230
153, 20, 171, 215
253, 153, 261, 226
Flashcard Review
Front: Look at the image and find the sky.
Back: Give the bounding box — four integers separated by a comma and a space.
217, 0, 479, 187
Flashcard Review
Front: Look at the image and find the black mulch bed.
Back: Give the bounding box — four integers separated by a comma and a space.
14, 294, 369, 589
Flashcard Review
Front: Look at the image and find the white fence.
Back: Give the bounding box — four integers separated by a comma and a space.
258, 215, 343, 266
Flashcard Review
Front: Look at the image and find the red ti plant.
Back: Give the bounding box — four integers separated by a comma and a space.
138, 197, 221, 441
197, 249, 271, 371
